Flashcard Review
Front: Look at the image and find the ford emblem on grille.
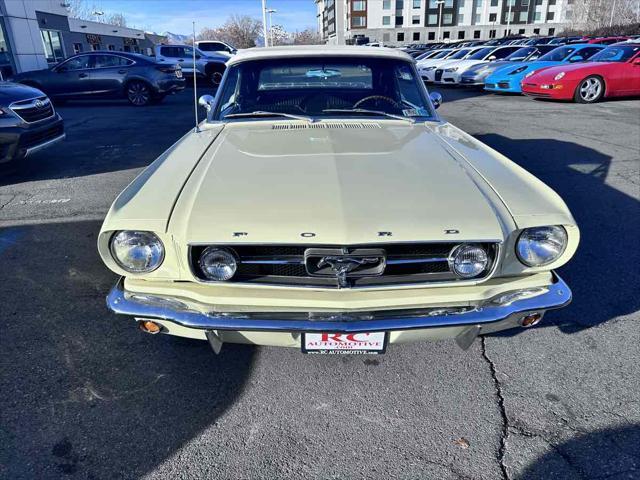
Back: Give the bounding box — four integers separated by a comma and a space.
305, 248, 386, 288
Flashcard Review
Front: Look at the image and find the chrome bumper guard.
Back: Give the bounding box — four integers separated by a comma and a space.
107, 273, 571, 335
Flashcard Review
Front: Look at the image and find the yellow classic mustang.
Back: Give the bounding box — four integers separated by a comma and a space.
99, 46, 579, 355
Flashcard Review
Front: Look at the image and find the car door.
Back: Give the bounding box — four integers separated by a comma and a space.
91, 54, 135, 95
628, 51, 640, 94
48, 55, 94, 97
608, 48, 640, 95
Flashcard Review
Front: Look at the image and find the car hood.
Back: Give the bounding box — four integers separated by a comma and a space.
168, 122, 509, 244
446, 59, 487, 72
527, 61, 606, 80
486, 61, 557, 80
463, 61, 510, 76
0, 81, 46, 103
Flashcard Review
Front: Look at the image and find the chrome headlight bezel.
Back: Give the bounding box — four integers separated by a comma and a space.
198, 246, 238, 281
516, 226, 568, 267
110, 230, 165, 274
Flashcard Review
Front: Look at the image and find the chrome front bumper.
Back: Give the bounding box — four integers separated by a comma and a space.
107, 273, 571, 344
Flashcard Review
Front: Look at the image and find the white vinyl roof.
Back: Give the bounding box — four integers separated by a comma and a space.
226, 45, 414, 66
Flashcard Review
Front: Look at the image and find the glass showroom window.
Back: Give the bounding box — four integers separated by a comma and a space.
40, 29, 64, 63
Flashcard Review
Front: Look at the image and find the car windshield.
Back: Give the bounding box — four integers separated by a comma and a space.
505, 47, 536, 61
538, 46, 577, 62
214, 57, 433, 121
466, 47, 495, 60
448, 48, 473, 60
431, 50, 452, 59
589, 45, 640, 62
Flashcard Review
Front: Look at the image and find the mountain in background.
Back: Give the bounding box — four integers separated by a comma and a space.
161, 31, 191, 44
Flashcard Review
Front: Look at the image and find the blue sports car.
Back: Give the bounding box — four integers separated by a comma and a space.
484, 44, 606, 93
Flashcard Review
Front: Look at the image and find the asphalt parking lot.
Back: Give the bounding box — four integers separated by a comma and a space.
1, 87, 639, 480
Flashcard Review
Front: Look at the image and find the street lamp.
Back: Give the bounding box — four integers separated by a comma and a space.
266, 8, 277, 46
261, 0, 269, 47
436, 0, 445, 42
506, 0, 512, 36
92, 10, 104, 22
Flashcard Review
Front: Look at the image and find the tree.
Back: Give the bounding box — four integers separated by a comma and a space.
65, 0, 128, 26
568, 0, 639, 31
197, 15, 263, 49
293, 28, 322, 45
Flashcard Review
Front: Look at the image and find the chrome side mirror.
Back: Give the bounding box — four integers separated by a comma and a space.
198, 94, 215, 122
430, 92, 443, 110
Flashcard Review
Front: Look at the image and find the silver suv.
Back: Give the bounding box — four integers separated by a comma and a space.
155, 44, 227, 86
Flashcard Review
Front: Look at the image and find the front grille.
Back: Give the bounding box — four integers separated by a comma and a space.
190, 243, 499, 288
435, 70, 444, 82
497, 81, 511, 89
485, 83, 495, 89
10, 97, 55, 123
19, 123, 64, 149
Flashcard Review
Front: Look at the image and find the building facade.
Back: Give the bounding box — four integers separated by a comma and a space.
0, 0, 164, 78
316, 0, 578, 46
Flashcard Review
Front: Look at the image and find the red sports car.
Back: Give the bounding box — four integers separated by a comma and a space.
521, 44, 640, 103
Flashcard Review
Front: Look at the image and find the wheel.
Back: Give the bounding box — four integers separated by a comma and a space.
207, 65, 224, 88
126, 81, 152, 106
574, 76, 604, 104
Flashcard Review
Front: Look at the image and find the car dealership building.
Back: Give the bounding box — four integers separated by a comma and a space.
0, 0, 164, 78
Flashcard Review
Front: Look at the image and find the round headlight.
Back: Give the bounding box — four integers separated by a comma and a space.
449, 244, 489, 279
516, 226, 568, 267
554, 72, 566, 80
199, 247, 237, 281
110, 231, 164, 273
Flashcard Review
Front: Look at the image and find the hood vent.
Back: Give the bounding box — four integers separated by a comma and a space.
272, 122, 381, 131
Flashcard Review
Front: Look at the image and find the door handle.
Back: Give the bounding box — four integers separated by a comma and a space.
178, 59, 184, 62
118, 70, 127, 74
78, 73, 88, 78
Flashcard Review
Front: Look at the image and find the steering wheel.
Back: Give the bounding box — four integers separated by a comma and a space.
353, 95, 400, 109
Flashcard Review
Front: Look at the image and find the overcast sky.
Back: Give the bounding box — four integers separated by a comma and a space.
95, 0, 318, 34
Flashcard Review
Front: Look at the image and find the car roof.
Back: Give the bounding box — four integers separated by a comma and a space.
226, 45, 413, 66
67, 51, 152, 61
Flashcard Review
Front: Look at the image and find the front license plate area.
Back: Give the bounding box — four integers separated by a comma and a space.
302, 332, 387, 355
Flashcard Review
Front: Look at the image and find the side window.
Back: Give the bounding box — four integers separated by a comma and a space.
94, 55, 132, 68
493, 47, 518, 59
60, 55, 92, 71
161, 46, 179, 58
395, 65, 428, 116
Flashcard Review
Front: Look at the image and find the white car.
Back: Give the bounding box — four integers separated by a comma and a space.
438, 45, 523, 84
416, 48, 454, 67
420, 47, 484, 82
195, 40, 236, 56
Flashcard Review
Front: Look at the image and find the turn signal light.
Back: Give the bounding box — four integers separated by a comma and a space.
521, 313, 542, 327
138, 320, 162, 334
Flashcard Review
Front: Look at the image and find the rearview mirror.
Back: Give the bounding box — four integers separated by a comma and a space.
488, 55, 497, 61
634, 58, 640, 65
568, 55, 584, 63
430, 92, 443, 110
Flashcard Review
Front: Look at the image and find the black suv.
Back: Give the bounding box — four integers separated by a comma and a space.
11, 52, 185, 106
0, 82, 64, 166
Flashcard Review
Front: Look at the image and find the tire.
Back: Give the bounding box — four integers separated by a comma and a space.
206, 65, 225, 87
126, 80, 152, 106
574, 76, 605, 104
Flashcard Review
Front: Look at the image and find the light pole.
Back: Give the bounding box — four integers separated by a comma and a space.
506, 0, 512, 36
436, 0, 445, 42
261, 0, 269, 47
267, 8, 277, 46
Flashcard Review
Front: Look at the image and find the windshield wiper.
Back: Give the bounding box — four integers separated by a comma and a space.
322, 108, 416, 124
224, 111, 315, 122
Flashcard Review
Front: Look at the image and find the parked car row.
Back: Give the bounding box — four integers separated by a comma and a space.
420, 42, 640, 103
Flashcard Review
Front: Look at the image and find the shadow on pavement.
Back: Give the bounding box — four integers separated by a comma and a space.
0, 220, 255, 478
476, 134, 640, 335
520, 425, 640, 479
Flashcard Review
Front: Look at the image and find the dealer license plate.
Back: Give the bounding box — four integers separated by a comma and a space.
302, 332, 387, 355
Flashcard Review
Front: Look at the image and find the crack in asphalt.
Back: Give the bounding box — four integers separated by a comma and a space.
480, 337, 510, 480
